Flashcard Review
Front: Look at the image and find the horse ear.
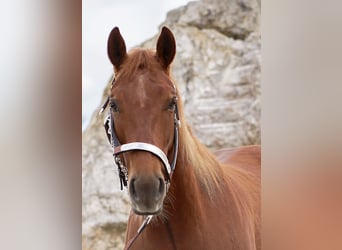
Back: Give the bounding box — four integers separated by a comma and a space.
156, 26, 176, 69
107, 27, 127, 70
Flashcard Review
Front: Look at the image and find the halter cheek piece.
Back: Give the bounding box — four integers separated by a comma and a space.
100, 78, 180, 190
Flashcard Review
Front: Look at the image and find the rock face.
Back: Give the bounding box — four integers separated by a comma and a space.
82, 0, 260, 249
165, 0, 260, 39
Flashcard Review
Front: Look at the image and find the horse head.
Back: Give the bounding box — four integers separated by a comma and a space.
107, 26, 178, 215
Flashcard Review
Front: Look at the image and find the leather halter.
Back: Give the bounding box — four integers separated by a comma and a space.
100, 78, 180, 190
100, 78, 179, 250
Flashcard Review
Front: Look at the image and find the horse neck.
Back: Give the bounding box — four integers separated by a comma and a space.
162, 158, 206, 233
162, 135, 258, 249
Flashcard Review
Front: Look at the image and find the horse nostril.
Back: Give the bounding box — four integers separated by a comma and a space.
158, 178, 165, 196
130, 178, 138, 200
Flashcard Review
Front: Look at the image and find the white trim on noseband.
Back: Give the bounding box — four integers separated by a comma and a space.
113, 142, 172, 176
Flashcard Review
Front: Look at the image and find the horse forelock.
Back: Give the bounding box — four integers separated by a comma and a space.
116, 49, 170, 81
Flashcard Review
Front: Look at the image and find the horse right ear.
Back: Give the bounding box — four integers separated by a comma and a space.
107, 27, 127, 70
156, 26, 176, 69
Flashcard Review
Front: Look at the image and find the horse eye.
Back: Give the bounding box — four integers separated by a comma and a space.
110, 101, 119, 112
167, 97, 177, 111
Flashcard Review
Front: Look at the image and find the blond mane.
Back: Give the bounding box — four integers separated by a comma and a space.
174, 69, 259, 206
175, 92, 226, 196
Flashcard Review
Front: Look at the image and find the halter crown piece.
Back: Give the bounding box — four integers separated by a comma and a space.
100, 78, 181, 190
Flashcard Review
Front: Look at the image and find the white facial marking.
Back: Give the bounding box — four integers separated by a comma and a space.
136, 76, 147, 108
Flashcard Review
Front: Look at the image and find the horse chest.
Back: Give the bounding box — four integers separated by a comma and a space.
126, 215, 253, 250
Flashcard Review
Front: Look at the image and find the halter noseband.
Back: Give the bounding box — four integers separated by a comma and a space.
100, 78, 180, 190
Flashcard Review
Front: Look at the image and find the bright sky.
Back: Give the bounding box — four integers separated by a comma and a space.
82, 0, 192, 130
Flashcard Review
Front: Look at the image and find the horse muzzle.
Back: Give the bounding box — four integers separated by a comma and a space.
129, 175, 166, 215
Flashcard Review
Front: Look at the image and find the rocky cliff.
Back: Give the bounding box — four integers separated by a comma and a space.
82, 0, 260, 249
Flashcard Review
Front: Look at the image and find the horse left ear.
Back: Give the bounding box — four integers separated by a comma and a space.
156, 26, 176, 69
107, 27, 127, 70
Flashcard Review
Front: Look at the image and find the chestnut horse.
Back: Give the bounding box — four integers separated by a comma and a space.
105, 26, 260, 250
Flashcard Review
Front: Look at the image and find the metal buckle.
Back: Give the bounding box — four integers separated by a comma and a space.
115, 156, 128, 190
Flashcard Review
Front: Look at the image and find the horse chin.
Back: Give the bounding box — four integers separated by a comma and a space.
133, 208, 162, 216
131, 204, 163, 215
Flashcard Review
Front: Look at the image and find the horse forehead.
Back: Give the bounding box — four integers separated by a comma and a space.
135, 75, 148, 107
126, 74, 170, 100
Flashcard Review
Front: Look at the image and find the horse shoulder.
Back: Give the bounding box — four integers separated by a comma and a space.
215, 145, 261, 250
